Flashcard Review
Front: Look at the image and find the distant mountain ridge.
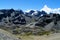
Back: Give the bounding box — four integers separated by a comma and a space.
0, 8, 60, 35
0, 8, 59, 25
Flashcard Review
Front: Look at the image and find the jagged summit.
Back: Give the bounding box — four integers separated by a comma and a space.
41, 5, 60, 14
40, 5, 52, 14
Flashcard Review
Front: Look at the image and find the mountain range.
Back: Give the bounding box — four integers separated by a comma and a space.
0, 5, 60, 34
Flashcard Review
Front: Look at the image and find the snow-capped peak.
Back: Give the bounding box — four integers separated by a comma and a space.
40, 5, 60, 14
40, 5, 52, 14
25, 5, 60, 14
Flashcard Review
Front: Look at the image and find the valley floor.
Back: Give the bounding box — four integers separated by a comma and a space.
0, 28, 60, 40
16, 33, 60, 40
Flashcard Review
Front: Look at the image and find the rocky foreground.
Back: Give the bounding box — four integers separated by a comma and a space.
1, 28, 60, 40
0, 29, 20, 40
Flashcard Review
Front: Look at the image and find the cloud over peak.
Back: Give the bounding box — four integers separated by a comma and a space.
41, 5, 60, 14
25, 5, 60, 14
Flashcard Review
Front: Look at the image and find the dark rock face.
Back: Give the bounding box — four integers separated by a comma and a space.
29, 10, 35, 14
35, 14, 60, 28
0, 9, 26, 25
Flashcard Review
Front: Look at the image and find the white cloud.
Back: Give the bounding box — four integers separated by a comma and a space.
25, 9, 31, 12
40, 5, 60, 14
25, 9, 36, 13
52, 8, 60, 14
25, 5, 60, 14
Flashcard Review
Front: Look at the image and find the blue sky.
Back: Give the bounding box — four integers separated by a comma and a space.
0, 0, 60, 11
